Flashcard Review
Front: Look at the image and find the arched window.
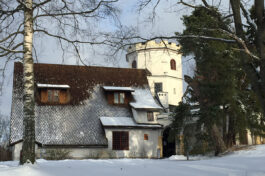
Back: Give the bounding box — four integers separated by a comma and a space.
132, 60, 137, 68
170, 59, 176, 70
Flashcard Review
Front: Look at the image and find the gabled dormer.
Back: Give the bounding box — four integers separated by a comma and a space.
130, 88, 163, 124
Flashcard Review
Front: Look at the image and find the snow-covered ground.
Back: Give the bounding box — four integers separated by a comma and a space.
1, 145, 265, 176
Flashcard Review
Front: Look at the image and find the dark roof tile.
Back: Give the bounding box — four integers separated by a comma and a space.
10, 62, 150, 146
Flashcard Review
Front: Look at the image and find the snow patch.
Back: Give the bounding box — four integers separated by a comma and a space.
102, 86, 135, 92
130, 88, 162, 110
37, 84, 70, 88
100, 117, 161, 128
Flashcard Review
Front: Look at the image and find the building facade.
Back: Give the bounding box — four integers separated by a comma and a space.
126, 40, 183, 109
127, 40, 183, 157
10, 63, 164, 160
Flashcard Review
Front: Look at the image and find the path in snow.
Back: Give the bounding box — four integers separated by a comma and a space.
1, 145, 265, 176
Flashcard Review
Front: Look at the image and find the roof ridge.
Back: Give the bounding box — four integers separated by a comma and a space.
14, 61, 148, 72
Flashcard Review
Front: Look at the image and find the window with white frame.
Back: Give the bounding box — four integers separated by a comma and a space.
114, 92, 125, 104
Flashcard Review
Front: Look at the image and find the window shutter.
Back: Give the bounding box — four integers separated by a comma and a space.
60, 89, 69, 104
40, 89, 48, 103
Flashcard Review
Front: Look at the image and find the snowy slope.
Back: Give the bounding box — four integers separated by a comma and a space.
1, 145, 265, 176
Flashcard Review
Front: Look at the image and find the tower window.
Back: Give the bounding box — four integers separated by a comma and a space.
132, 60, 137, 68
170, 59, 176, 70
154, 83, 163, 93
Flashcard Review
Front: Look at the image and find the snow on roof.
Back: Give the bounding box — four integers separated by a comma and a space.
100, 117, 162, 128
37, 83, 70, 89
130, 88, 162, 110
102, 86, 135, 92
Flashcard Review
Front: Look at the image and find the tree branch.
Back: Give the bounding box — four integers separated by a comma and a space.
33, 0, 52, 9
240, 2, 257, 31
34, 29, 107, 45
0, 31, 24, 43
201, 0, 210, 8
218, 29, 259, 60
0, 43, 23, 54
34, 0, 118, 19
178, 0, 198, 8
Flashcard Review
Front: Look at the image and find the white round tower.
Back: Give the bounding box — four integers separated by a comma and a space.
126, 40, 183, 108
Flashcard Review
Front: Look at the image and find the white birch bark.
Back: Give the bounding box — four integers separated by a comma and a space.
20, 0, 35, 164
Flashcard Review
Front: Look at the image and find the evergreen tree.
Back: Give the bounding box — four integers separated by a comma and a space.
172, 7, 265, 155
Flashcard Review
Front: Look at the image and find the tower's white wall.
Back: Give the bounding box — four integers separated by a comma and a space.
127, 41, 183, 106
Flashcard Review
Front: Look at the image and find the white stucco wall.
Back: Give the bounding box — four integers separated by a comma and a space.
127, 40, 183, 106
131, 108, 160, 124
12, 143, 40, 161
105, 128, 162, 158
157, 113, 172, 127
12, 128, 162, 160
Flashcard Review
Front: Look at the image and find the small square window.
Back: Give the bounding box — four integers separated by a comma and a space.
120, 93, 125, 104
47, 89, 60, 103
154, 83, 162, 93
144, 134, 148, 140
147, 112, 154, 121
114, 93, 119, 104
48, 90, 53, 102
113, 92, 125, 104
54, 90, 59, 102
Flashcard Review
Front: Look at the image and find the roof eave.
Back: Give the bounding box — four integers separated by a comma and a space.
40, 144, 108, 148
102, 125, 162, 129
131, 107, 163, 111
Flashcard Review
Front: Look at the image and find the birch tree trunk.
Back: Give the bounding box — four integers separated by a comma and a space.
20, 0, 35, 164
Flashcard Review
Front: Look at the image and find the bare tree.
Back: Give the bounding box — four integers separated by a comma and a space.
0, 0, 121, 164
118, 0, 265, 115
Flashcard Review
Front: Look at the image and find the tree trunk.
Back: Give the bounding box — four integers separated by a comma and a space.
211, 124, 226, 156
230, 0, 265, 115
20, 0, 35, 165
255, 0, 265, 114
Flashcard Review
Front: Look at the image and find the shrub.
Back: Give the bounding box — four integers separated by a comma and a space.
42, 149, 70, 160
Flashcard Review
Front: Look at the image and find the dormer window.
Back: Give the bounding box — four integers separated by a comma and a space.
147, 111, 154, 121
37, 84, 70, 104
114, 92, 125, 104
48, 89, 60, 103
102, 86, 134, 105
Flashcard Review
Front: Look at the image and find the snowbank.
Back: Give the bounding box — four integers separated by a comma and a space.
1, 145, 265, 176
168, 154, 212, 161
